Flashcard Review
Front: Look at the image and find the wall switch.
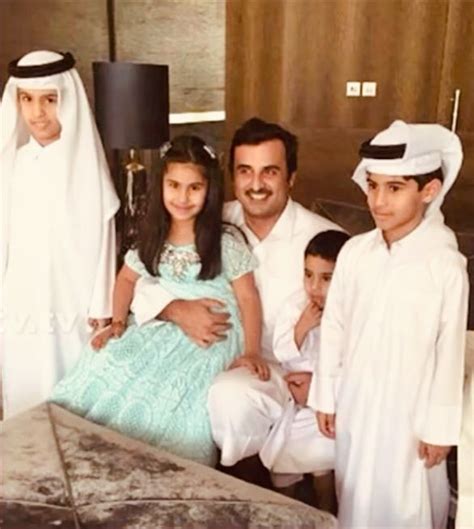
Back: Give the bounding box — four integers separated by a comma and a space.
362, 81, 377, 97
346, 81, 361, 97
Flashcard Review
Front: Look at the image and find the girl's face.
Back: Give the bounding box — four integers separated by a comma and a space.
163, 162, 208, 223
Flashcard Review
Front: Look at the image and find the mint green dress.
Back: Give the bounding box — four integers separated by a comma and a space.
51, 231, 255, 466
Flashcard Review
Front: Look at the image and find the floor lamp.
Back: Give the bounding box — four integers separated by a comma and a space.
93, 61, 169, 257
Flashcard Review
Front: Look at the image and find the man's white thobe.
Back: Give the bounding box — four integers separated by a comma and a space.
207, 199, 340, 465
308, 215, 469, 528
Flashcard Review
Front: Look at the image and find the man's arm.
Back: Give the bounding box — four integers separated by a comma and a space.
130, 276, 177, 325
131, 277, 231, 347
160, 298, 232, 348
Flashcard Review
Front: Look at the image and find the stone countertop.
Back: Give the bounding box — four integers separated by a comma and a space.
0, 403, 336, 529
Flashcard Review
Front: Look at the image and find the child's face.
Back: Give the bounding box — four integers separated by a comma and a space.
303, 255, 335, 309
366, 172, 439, 244
163, 162, 208, 223
18, 88, 61, 146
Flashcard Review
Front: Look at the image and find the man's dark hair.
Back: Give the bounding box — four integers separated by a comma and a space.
228, 117, 298, 177
403, 168, 444, 190
305, 230, 350, 262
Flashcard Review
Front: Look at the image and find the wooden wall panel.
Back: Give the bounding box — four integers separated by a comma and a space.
226, 0, 449, 132
437, 0, 474, 133
226, 0, 474, 233
0, 0, 109, 99
435, 0, 474, 232
115, 0, 225, 113
226, 0, 286, 125
0, 0, 224, 115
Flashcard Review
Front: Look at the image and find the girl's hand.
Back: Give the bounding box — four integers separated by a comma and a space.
110, 320, 127, 339
316, 411, 336, 439
91, 321, 126, 350
418, 441, 451, 468
88, 317, 112, 331
91, 326, 114, 350
229, 354, 270, 381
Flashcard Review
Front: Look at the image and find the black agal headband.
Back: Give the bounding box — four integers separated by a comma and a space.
8, 52, 75, 78
359, 139, 407, 160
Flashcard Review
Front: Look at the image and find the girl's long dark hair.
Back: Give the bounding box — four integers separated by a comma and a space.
138, 135, 224, 280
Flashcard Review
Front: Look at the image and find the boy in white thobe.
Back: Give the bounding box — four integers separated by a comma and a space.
1, 51, 119, 418
260, 230, 349, 513
310, 120, 469, 528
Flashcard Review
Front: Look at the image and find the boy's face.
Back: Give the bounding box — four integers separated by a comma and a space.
18, 88, 61, 146
303, 255, 335, 309
366, 172, 440, 244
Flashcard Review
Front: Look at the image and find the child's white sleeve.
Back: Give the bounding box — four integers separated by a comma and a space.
272, 294, 305, 363
131, 276, 177, 326
307, 249, 347, 414
421, 255, 469, 446
88, 217, 116, 318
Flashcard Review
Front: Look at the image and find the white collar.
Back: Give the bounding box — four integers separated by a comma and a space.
374, 213, 456, 254
22, 135, 60, 158
232, 198, 297, 243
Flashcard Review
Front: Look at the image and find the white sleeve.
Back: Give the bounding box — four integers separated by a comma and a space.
130, 276, 177, 326
307, 248, 347, 414
88, 217, 116, 318
420, 256, 469, 445
273, 300, 304, 364
457, 333, 474, 528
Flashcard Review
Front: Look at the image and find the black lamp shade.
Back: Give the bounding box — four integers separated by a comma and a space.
93, 62, 169, 149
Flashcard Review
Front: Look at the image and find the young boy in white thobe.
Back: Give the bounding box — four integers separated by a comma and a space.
260, 230, 349, 513
310, 120, 469, 528
1, 51, 119, 418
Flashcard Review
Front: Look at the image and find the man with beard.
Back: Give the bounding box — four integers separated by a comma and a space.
132, 118, 340, 496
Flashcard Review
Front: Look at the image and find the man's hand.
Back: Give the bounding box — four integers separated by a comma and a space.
229, 354, 271, 381
418, 441, 451, 468
316, 411, 336, 439
284, 371, 312, 405
160, 298, 231, 348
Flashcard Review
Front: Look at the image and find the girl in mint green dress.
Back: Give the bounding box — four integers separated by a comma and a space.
51, 136, 267, 466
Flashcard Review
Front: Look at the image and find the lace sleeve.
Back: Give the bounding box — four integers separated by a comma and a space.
124, 249, 151, 278
221, 228, 257, 282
